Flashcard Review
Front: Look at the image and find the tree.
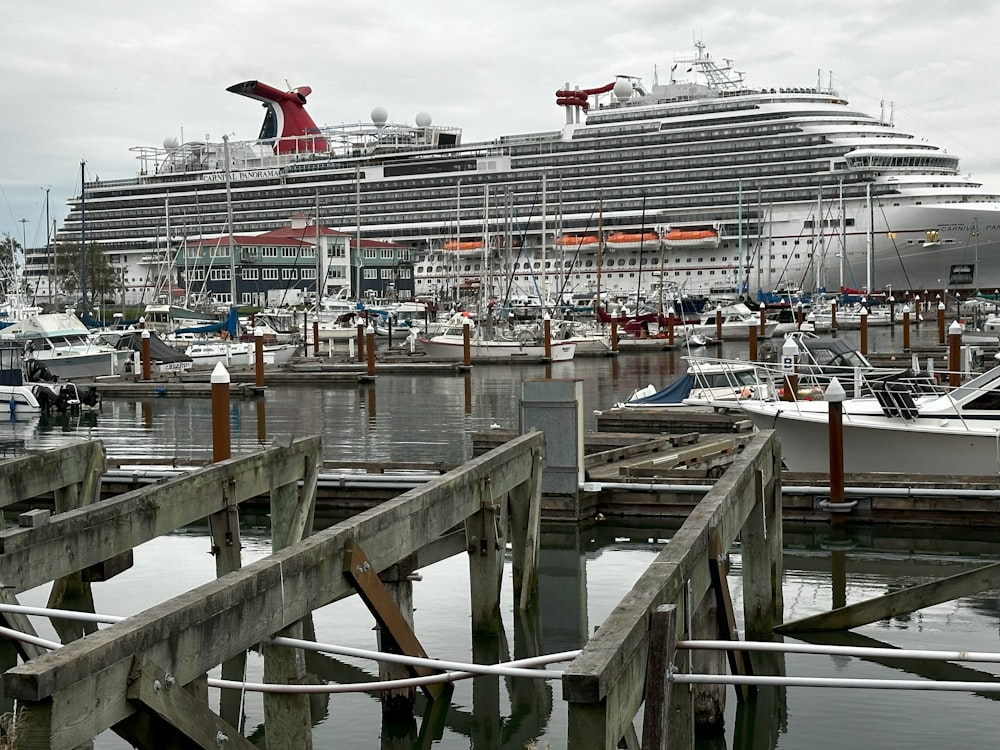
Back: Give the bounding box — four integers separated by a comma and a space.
0, 234, 18, 296
54, 240, 121, 308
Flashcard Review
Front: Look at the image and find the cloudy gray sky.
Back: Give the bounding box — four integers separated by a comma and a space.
3, 1, 999, 250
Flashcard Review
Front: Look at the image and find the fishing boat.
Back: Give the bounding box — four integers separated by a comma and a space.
45, 41, 1000, 309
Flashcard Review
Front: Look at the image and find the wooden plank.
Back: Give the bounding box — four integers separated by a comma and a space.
343, 540, 444, 699
708, 534, 754, 703
778, 562, 1000, 634
640, 605, 676, 750
126, 656, 257, 750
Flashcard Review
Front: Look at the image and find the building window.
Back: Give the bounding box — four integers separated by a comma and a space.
242, 268, 259, 280
380, 249, 395, 260
363, 268, 378, 280
210, 268, 231, 281
363, 248, 377, 259
262, 268, 278, 280
299, 268, 316, 279
281, 268, 297, 280
381, 269, 394, 279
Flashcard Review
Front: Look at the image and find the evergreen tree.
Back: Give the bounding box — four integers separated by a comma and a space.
54, 240, 122, 307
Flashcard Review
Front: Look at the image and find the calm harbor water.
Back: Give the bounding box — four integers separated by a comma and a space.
8, 325, 1000, 748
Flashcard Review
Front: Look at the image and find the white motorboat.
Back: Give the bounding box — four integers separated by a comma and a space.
0, 313, 132, 379
0, 344, 95, 415
184, 340, 254, 368
617, 359, 768, 408
737, 364, 1000, 475
688, 303, 779, 340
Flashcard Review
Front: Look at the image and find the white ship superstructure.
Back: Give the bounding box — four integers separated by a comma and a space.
54, 42, 1000, 304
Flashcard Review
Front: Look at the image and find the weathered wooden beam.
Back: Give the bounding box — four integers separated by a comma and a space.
343, 540, 443, 699
778, 562, 1000, 634
4, 431, 543, 748
0, 440, 105, 508
708, 534, 753, 703
0, 437, 322, 593
126, 656, 256, 750
640, 604, 677, 750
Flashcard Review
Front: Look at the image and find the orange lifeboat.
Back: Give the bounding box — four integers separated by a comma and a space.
444, 239, 485, 252
662, 228, 720, 249
605, 231, 660, 250
555, 234, 601, 249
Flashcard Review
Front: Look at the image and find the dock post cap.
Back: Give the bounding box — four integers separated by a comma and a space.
141, 329, 150, 338
949, 320, 962, 334
825, 377, 847, 403
211, 361, 231, 384
254, 326, 264, 338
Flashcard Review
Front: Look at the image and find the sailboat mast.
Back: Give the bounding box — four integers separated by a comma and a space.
865, 181, 873, 293
541, 174, 547, 312
596, 195, 603, 317
80, 160, 88, 314
223, 135, 237, 307
737, 178, 743, 297
315, 191, 322, 318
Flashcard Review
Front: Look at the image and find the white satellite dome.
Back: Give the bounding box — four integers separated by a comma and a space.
163, 136, 179, 150
415, 111, 432, 127
371, 107, 388, 128
613, 79, 633, 101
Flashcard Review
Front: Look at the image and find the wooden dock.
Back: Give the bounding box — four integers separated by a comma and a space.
0, 433, 546, 749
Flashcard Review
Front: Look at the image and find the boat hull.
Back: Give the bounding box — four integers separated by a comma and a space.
740, 402, 1000, 475
419, 335, 575, 362
32, 350, 133, 380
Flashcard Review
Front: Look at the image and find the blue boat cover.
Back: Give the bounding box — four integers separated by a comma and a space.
629, 372, 695, 405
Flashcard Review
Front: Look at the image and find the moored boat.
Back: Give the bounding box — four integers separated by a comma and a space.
736, 363, 1000, 475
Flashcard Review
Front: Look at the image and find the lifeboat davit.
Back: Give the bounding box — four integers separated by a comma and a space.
444, 239, 485, 252
555, 234, 601, 249
605, 232, 661, 250
662, 228, 721, 249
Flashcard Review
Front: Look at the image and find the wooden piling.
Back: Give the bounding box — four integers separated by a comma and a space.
365, 324, 376, 378
902, 307, 911, 352
937, 301, 946, 344
715, 306, 722, 340
210, 362, 231, 463
948, 320, 962, 387
462, 317, 472, 367
860, 307, 868, 355
140, 330, 151, 381
254, 328, 265, 387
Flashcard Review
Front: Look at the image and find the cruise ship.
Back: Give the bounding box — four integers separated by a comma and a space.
54, 42, 1000, 306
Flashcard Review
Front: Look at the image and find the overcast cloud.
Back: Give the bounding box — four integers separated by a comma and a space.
3, 1, 999, 249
